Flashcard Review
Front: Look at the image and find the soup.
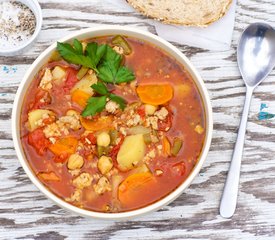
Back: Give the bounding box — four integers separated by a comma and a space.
20, 35, 205, 213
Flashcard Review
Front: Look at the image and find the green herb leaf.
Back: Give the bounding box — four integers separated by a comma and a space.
57, 41, 107, 71
86, 43, 107, 71
98, 59, 135, 84
115, 66, 136, 83
103, 45, 122, 62
57, 39, 135, 117
57, 42, 94, 69
91, 82, 108, 95
81, 82, 128, 117
57, 39, 135, 84
73, 39, 83, 54
98, 60, 120, 83
98, 64, 135, 84
98, 45, 134, 84
109, 93, 127, 110
82, 96, 107, 117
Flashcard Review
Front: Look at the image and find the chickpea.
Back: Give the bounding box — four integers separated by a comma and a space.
144, 104, 157, 115
67, 153, 84, 170
97, 132, 110, 147
98, 156, 113, 174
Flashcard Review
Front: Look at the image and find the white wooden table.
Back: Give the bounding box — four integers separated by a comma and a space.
1, 0, 275, 239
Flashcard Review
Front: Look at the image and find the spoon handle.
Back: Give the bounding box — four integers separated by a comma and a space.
220, 87, 253, 218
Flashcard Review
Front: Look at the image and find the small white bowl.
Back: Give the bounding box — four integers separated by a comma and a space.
12, 26, 213, 220
0, 0, 42, 56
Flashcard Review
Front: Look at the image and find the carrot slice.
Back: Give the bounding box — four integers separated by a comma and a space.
37, 172, 60, 181
71, 89, 91, 108
48, 136, 78, 157
80, 116, 113, 131
118, 172, 156, 206
136, 84, 173, 105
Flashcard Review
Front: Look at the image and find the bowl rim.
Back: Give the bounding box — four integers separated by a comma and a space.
12, 25, 213, 220
0, 0, 42, 56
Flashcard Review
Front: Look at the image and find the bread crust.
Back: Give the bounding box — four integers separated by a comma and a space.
126, 0, 233, 27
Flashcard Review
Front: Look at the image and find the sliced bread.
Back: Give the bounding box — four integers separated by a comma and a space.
126, 0, 233, 27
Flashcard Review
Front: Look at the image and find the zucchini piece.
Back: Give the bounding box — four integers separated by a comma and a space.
77, 66, 89, 80
111, 35, 132, 55
171, 138, 183, 156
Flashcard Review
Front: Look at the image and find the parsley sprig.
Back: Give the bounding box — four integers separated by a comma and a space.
82, 82, 126, 117
57, 39, 135, 83
56, 40, 106, 72
57, 39, 135, 117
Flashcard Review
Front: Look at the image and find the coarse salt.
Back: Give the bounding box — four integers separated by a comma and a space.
0, 1, 36, 50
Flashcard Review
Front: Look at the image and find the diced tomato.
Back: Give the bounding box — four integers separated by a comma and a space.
86, 133, 97, 145
80, 133, 97, 146
172, 162, 186, 176
31, 89, 52, 110
53, 152, 68, 163
42, 116, 55, 125
82, 148, 94, 159
110, 136, 124, 161
158, 112, 172, 131
137, 106, 145, 119
28, 128, 50, 155
78, 134, 97, 158
63, 68, 78, 92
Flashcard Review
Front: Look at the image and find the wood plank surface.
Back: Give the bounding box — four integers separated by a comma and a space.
1, 0, 275, 239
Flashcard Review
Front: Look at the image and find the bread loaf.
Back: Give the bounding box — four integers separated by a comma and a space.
126, 0, 233, 27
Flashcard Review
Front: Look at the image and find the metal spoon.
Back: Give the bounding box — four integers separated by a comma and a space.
220, 22, 275, 218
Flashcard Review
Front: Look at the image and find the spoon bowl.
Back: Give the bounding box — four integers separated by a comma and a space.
237, 22, 275, 87
220, 22, 275, 218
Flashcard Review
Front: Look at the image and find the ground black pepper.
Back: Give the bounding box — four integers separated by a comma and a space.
0, 1, 36, 49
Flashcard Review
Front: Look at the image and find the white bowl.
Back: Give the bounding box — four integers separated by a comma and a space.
0, 0, 42, 56
12, 26, 213, 220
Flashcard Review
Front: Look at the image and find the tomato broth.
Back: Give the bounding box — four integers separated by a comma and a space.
20, 35, 205, 212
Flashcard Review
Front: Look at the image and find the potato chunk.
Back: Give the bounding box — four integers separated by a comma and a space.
117, 134, 146, 171
71, 72, 97, 95
132, 164, 150, 174
28, 109, 55, 132
52, 66, 66, 83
